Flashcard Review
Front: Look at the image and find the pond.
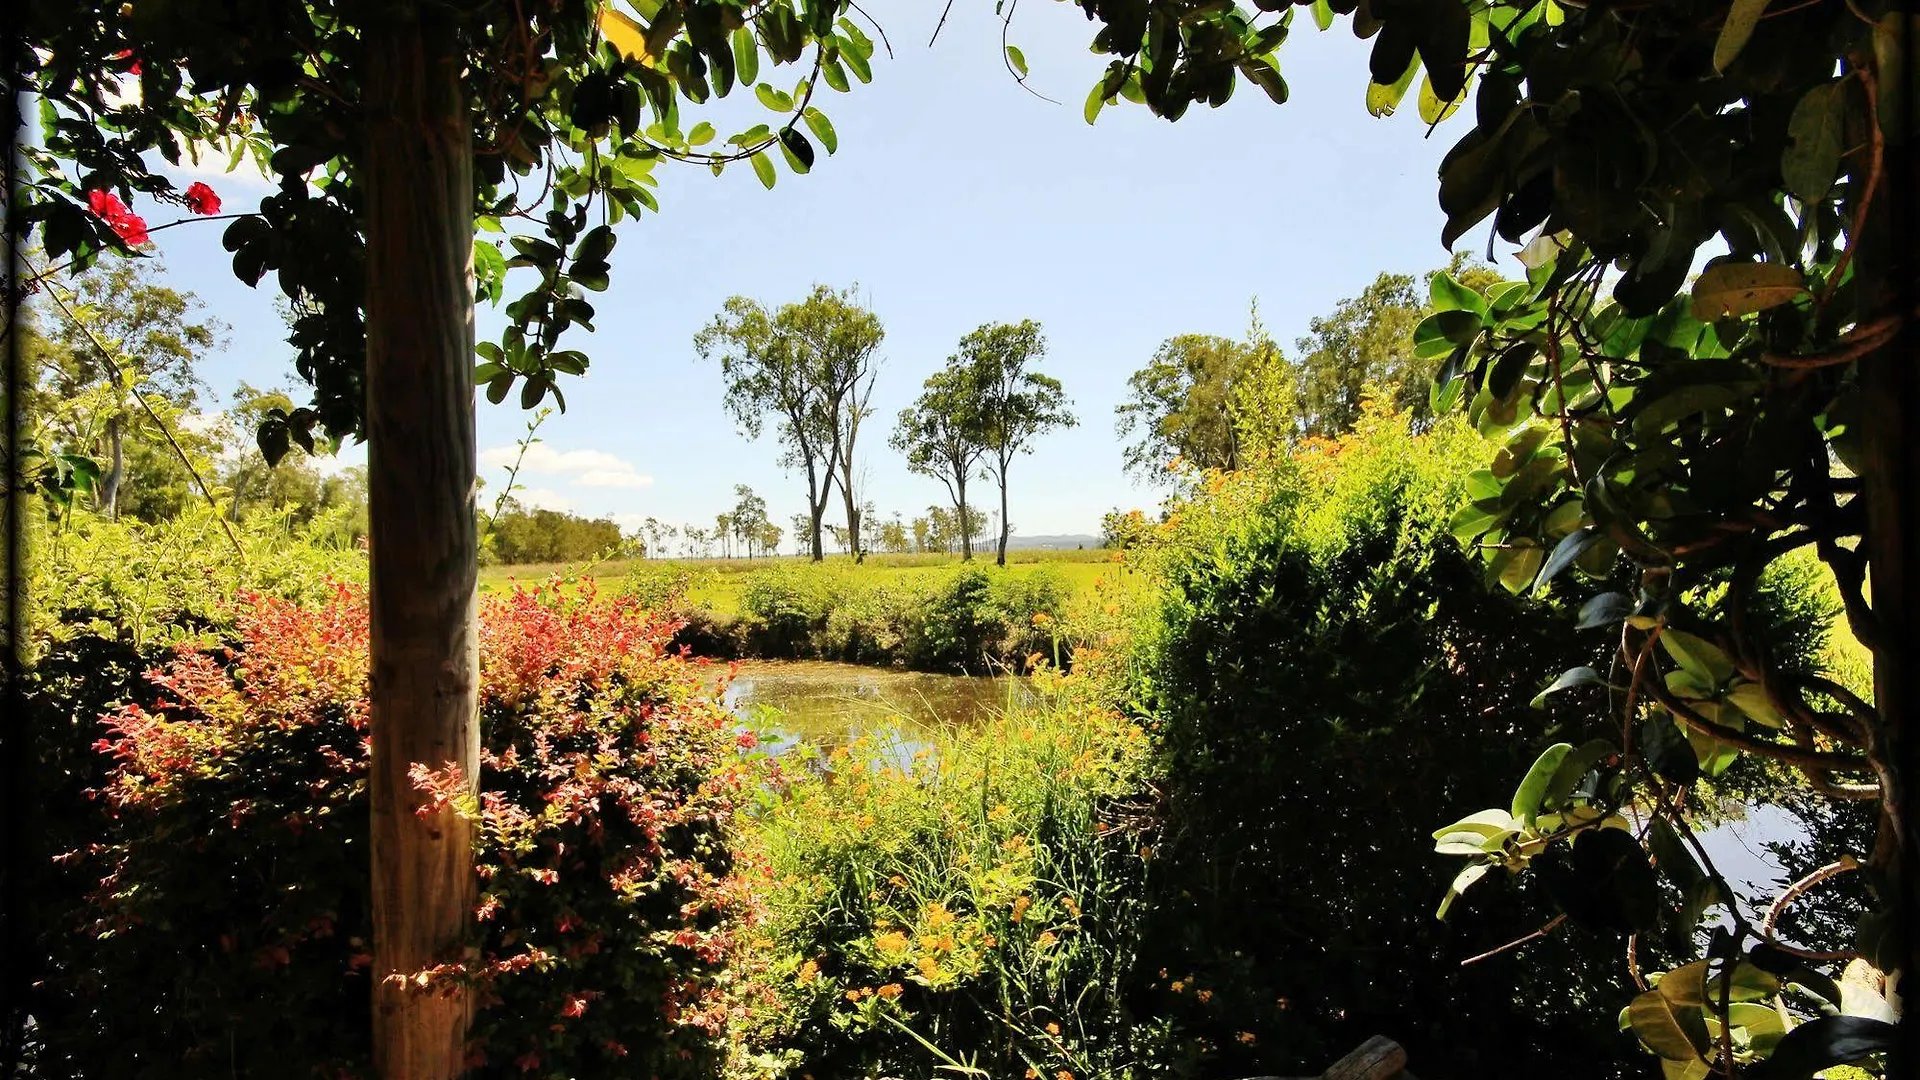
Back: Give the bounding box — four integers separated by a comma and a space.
722, 659, 1029, 756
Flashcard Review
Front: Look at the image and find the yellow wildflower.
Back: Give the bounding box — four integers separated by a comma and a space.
876, 983, 904, 1000
988, 804, 1012, 823
796, 960, 820, 985
923, 903, 956, 929
983, 934, 998, 948
1061, 896, 1081, 918
873, 931, 909, 955
1237, 1032, 1257, 1045
1036, 931, 1058, 949
1170, 981, 1185, 994
1058, 1071, 1074, 1080
1196, 989, 1213, 1004
1011, 896, 1031, 923
916, 956, 942, 980
1045, 1022, 1061, 1036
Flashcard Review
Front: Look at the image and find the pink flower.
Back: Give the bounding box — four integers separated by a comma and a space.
183, 182, 221, 215
560, 995, 589, 1018
736, 731, 758, 750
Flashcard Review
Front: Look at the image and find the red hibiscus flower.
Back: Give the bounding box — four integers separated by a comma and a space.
85, 189, 151, 246
112, 49, 142, 75
183, 181, 221, 215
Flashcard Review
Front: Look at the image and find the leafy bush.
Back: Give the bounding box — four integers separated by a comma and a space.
731, 667, 1161, 1080
34, 580, 759, 1079
1124, 405, 1643, 1077
721, 562, 1070, 672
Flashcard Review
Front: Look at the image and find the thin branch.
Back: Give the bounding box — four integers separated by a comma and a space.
928, 0, 956, 47
1761, 311, 1903, 369
1460, 913, 1567, 966
1651, 677, 1868, 773
847, 1, 895, 59
1760, 856, 1863, 961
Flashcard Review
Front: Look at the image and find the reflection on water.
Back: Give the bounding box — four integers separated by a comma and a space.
723, 659, 1029, 757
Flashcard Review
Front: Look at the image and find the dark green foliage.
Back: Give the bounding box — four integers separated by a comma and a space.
1126, 413, 1645, 1077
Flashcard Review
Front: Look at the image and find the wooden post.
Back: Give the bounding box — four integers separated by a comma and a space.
1243, 1035, 1411, 1080
362, 5, 480, 1077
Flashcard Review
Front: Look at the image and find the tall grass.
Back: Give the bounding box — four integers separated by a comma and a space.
729, 666, 1164, 1080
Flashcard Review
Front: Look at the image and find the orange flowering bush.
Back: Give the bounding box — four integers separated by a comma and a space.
46, 579, 762, 1079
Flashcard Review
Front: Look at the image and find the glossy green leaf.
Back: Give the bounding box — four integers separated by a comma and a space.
750, 150, 776, 189
731, 26, 760, 85
1084, 82, 1107, 125
1436, 862, 1491, 920
1005, 45, 1028, 77
1530, 665, 1604, 708
1511, 742, 1573, 823
1659, 629, 1734, 688
1782, 80, 1847, 201
802, 108, 837, 154
1690, 261, 1808, 319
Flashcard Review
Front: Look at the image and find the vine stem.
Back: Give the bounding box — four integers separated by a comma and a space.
1760, 856, 1862, 961
1459, 913, 1567, 966
1818, 61, 1881, 311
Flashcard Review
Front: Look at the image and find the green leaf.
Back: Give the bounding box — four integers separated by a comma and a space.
1541, 739, 1612, 814
1084, 82, 1107, 125
1510, 742, 1573, 823
1533, 527, 1600, 591
1659, 629, 1734, 688
1628, 968, 1711, 1061
1412, 308, 1483, 358
731, 27, 759, 85
1432, 808, 1519, 841
1689, 261, 1809, 319
1531, 666, 1604, 709
1429, 270, 1488, 319
1417, 71, 1467, 125
750, 151, 776, 189
1365, 53, 1420, 117
821, 55, 851, 93
1005, 45, 1028, 77
778, 128, 814, 173
755, 82, 793, 112
687, 121, 715, 147
1713, 0, 1770, 73
1725, 682, 1785, 728
840, 37, 872, 82
1782, 81, 1847, 201
802, 108, 837, 154
1310, 0, 1334, 31
1436, 862, 1491, 920
1577, 592, 1634, 629
1748, 1016, 1896, 1079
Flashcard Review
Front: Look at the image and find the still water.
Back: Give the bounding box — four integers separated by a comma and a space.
722, 659, 1029, 756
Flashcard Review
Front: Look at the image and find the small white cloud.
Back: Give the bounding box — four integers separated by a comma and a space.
478, 443, 652, 489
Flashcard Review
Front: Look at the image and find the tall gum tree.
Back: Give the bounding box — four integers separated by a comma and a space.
956, 320, 1075, 567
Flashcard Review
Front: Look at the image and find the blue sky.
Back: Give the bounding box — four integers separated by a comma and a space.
134, 0, 1507, 545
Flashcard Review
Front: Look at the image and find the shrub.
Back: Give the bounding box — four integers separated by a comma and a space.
1124, 405, 1640, 1077
36, 580, 759, 1079
730, 667, 1162, 1080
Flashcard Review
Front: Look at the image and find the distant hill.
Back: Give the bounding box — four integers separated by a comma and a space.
1005, 533, 1102, 551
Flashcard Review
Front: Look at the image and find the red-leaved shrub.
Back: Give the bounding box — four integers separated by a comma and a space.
52, 579, 759, 1079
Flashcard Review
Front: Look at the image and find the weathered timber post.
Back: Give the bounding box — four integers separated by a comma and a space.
362, 3, 480, 1077
1245, 1035, 1413, 1080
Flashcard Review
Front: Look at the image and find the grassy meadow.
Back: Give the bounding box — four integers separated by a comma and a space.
478, 546, 1126, 613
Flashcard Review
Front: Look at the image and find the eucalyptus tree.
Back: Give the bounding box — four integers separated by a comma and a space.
956, 320, 1075, 566
694, 286, 882, 561
32, 261, 224, 519
891, 365, 989, 561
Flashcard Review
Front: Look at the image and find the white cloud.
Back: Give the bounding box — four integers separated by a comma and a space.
511, 487, 576, 512
478, 443, 653, 489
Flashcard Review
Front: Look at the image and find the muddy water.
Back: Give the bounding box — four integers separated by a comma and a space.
722, 659, 1029, 756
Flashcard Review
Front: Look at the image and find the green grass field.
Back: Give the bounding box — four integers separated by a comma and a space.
478, 547, 1126, 613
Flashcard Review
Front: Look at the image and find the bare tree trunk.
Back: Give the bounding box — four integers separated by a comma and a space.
100, 413, 122, 519
956, 474, 972, 562
996, 459, 1010, 567
363, 7, 478, 1078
